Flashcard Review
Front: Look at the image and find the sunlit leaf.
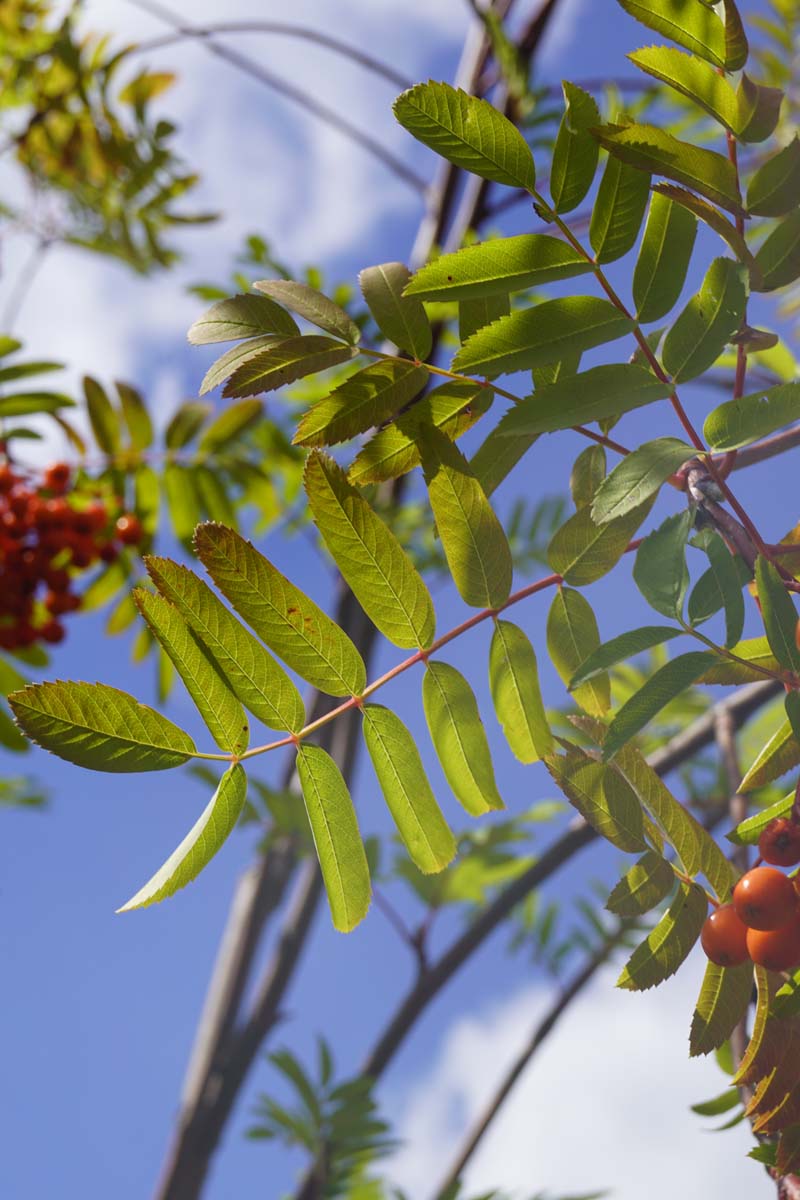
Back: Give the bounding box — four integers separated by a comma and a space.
146, 555, 306, 730
592, 439, 692, 524
362, 704, 455, 874
548, 744, 646, 852
603, 651, 717, 760
188, 293, 300, 344
633, 510, 694, 619
662, 257, 747, 382
589, 154, 651, 264
423, 660, 504, 816
547, 587, 610, 717
9, 680, 196, 772
494, 364, 670, 438
194, 523, 366, 697
117, 765, 246, 912
617, 882, 707, 990
304, 452, 435, 649
294, 359, 428, 447
489, 619, 553, 762
704, 382, 800, 451
606, 849, 674, 916
550, 82, 601, 213
548, 493, 655, 585
419, 426, 512, 608
359, 262, 432, 359
633, 192, 698, 323
393, 80, 536, 190
253, 279, 360, 344
134, 589, 249, 754
296, 744, 371, 933
747, 137, 800, 217
223, 336, 357, 399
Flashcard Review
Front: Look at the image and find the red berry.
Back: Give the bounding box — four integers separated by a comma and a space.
39, 619, 65, 645
758, 818, 800, 867
700, 904, 750, 967
43, 462, 71, 494
733, 867, 799, 931
115, 513, 143, 546
747, 916, 800, 972
0, 464, 17, 492
98, 542, 119, 563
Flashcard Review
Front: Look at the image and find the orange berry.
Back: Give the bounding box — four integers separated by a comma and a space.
700, 904, 750, 967
733, 867, 798, 931
759, 818, 800, 868
747, 916, 800, 972
115, 513, 143, 546
43, 462, 71, 494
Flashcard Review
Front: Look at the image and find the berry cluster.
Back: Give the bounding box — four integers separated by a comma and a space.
0, 459, 144, 652
701, 818, 800, 972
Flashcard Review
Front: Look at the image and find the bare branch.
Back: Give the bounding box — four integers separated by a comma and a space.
431, 927, 626, 1200
131, 20, 414, 90
122, 0, 427, 192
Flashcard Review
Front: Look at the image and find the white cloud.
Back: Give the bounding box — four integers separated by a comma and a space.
388, 956, 771, 1200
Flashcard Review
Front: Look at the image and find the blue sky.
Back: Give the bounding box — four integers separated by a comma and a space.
1, 1, 790, 1197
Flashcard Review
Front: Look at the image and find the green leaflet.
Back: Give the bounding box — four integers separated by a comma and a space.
722, 0, 748, 71
633, 510, 694, 619
459, 294, 510, 341
187, 293, 300, 344
603, 651, 718, 761
755, 555, 800, 674
617, 882, 708, 991
569, 625, 683, 688
493, 364, 671, 438
162, 463, 201, 544
359, 262, 432, 359
362, 704, 455, 874
145, 556, 306, 730
547, 493, 656, 586
688, 529, 745, 647
593, 123, 743, 215
606, 850, 674, 916
452, 297, 635, 379
165, 401, 211, 449
194, 465, 236, 527
348, 382, 488, 486
423, 660, 504, 816
469, 425, 538, 498
628, 45, 740, 133
296, 744, 371, 933
488, 619, 553, 763
747, 137, 800, 217
393, 80, 536, 191
772, 968, 800, 1020
592, 438, 693, 524
704, 382, 800, 451
662, 257, 747, 382
116, 381, 153, 451
8, 680, 196, 772
733, 966, 771, 1086
0, 392, 74, 417
548, 745, 646, 852
633, 192, 698, 323
728, 791, 793, 846
690, 960, 754, 1056
117, 764, 247, 912
84, 376, 121, 455
222, 336, 358, 399
739, 719, 799, 793
253, 279, 361, 344
652, 185, 758, 278
547, 587, 611, 717
294, 359, 428, 448
787, 691, 800, 747
754, 209, 800, 292
614, 0, 728, 68
550, 82, 600, 214
193, 523, 367, 697
701, 636, 780, 684
404, 234, 590, 301
419, 427, 512, 609
570, 445, 606, 510
133, 589, 248, 755
589, 154, 651, 264
200, 335, 286, 396
198, 398, 263, 454
736, 74, 783, 144
577, 721, 734, 896
304, 452, 435, 649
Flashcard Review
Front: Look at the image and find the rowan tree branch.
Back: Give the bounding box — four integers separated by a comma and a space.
131, 20, 414, 90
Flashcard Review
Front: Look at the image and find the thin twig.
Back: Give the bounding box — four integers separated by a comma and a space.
131, 21, 414, 90
431, 928, 627, 1200
122, 0, 427, 193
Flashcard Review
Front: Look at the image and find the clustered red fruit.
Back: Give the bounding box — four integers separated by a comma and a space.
0, 458, 144, 652
701, 823, 800, 972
